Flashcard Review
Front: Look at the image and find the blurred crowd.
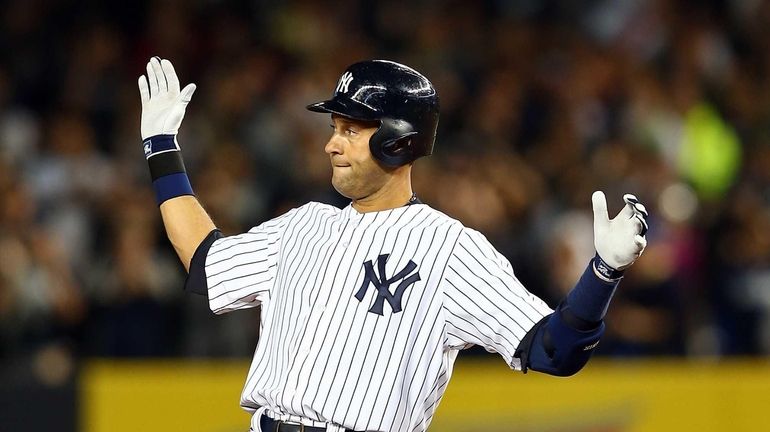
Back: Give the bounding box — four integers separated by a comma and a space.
2, 0, 770, 376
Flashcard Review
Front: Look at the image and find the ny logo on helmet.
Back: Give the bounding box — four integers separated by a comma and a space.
355, 254, 421, 315
336, 72, 354, 94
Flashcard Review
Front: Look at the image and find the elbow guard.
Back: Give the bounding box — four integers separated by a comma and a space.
514, 303, 605, 377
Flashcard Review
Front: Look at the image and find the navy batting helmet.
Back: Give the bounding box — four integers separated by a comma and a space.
307, 60, 440, 167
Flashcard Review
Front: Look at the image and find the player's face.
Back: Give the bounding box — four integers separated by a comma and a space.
325, 115, 390, 200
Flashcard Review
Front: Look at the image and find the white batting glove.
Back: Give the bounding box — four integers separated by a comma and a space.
137, 57, 196, 141
591, 191, 648, 278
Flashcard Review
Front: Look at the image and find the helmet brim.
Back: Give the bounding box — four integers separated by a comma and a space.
306, 98, 380, 121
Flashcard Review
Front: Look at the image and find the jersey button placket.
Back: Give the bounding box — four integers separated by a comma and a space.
341, 215, 359, 247
298, 305, 322, 359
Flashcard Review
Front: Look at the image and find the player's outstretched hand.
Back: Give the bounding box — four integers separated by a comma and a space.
137, 57, 196, 141
591, 191, 648, 271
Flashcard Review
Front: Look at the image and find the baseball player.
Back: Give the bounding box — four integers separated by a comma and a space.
138, 57, 648, 432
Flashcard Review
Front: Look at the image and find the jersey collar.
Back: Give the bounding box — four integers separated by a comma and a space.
341, 194, 423, 220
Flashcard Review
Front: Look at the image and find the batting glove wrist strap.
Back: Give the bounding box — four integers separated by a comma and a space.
145, 135, 186, 177
144, 134, 179, 159
592, 253, 624, 282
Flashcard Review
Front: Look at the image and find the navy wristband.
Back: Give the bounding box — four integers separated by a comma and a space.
152, 172, 194, 205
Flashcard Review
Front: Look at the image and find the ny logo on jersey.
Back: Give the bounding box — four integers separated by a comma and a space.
336, 71, 354, 94
355, 254, 421, 315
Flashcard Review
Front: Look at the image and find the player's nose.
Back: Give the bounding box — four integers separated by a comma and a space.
324, 134, 343, 155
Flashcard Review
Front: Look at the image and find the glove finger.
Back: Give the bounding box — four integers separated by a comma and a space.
634, 213, 648, 236
180, 83, 197, 103
634, 234, 647, 249
631, 202, 648, 218
621, 194, 641, 217
623, 194, 639, 205
592, 191, 609, 227
138, 75, 150, 105
161, 59, 180, 94
151, 57, 167, 93
146, 60, 159, 97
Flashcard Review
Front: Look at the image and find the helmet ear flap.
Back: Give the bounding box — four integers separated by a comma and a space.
382, 136, 414, 157
370, 118, 418, 166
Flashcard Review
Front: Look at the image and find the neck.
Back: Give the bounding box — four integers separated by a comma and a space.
352, 170, 413, 213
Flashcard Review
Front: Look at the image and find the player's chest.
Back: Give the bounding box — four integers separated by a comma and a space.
270, 220, 447, 320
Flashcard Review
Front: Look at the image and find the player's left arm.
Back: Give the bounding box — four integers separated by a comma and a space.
514, 191, 648, 376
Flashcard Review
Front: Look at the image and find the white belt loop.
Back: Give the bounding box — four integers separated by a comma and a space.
250, 406, 268, 432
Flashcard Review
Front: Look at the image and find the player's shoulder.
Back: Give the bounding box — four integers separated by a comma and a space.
409, 204, 461, 225
247, 201, 339, 233
410, 204, 466, 230
416, 206, 495, 247
298, 201, 342, 215
280, 201, 342, 217
411, 205, 502, 260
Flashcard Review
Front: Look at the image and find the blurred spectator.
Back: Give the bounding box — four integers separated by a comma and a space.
82, 190, 182, 357
0, 164, 85, 357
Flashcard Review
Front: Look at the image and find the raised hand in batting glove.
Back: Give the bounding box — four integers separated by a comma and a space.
137, 57, 197, 205
591, 191, 648, 281
137, 57, 196, 143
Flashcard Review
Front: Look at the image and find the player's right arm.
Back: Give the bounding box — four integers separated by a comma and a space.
139, 57, 295, 315
159, 197, 216, 271
138, 57, 215, 271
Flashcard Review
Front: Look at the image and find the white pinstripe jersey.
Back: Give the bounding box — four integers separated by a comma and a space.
205, 202, 552, 432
